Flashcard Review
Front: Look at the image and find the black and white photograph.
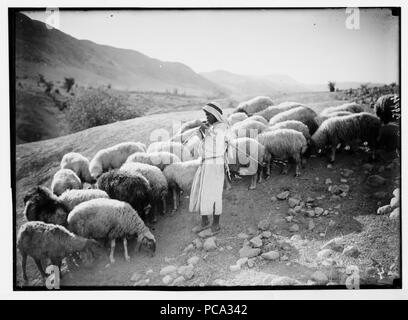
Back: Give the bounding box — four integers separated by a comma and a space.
5, 2, 405, 296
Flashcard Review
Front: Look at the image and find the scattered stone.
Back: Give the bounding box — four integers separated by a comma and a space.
314, 207, 324, 215
271, 276, 301, 286
261, 251, 280, 261
239, 246, 261, 258
330, 195, 341, 201
261, 231, 272, 238
198, 228, 213, 238
367, 175, 387, 187
250, 236, 263, 248
219, 247, 224, 252
145, 269, 154, 275
187, 256, 200, 266
226, 246, 233, 250
341, 169, 354, 177
280, 255, 289, 261
390, 208, 400, 220
319, 233, 326, 238
247, 226, 257, 235
162, 275, 174, 285
308, 220, 315, 231
377, 205, 392, 215
271, 196, 278, 202
362, 163, 374, 171
285, 216, 293, 223
288, 197, 300, 208
257, 219, 270, 231
289, 224, 300, 232
306, 210, 315, 218
247, 258, 255, 268
290, 234, 302, 241
340, 178, 348, 183
338, 184, 350, 193
327, 164, 333, 169
236, 257, 248, 267
237, 232, 249, 239
203, 237, 217, 251
307, 280, 316, 285
317, 249, 333, 259
131, 272, 143, 282
294, 205, 302, 213
325, 178, 332, 185
277, 191, 290, 200
321, 259, 336, 267
334, 211, 339, 215
328, 220, 336, 227
172, 276, 185, 286
343, 246, 360, 258
287, 208, 297, 215
229, 264, 241, 272
192, 238, 203, 249
321, 237, 344, 252
311, 271, 329, 285
334, 204, 341, 209
340, 192, 347, 197
178, 265, 194, 276
316, 195, 326, 200
213, 279, 227, 286
323, 210, 329, 216
315, 177, 320, 182
160, 265, 177, 276
134, 279, 150, 286
184, 269, 194, 280
306, 196, 314, 203
183, 244, 195, 253
329, 185, 342, 195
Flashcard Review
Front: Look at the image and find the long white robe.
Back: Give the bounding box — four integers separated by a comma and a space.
189, 122, 228, 216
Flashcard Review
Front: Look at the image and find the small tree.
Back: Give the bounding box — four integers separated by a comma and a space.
64, 77, 75, 93
328, 81, 336, 92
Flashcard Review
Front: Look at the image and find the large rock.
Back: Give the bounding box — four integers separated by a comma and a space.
367, 175, 387, 188
203, 237, 217, 251
311, 271, 329, 285
239, 246, 261, 258
183, 244, 195, 253
289, 224, 300, 232
258, 219, 270, 231
160, 265, 177, 276
250, 236, 263, 248
325, 178, 332, 185
261, 251, 280, 261
261, 231, 272, 238
277, 191, 290, 200
328, 185, 342, 195
192, 238, 203, 249
187, 256, 200, 266
288, 197, 300, 208
314, 207, 324, 216
198, 228, 213, 238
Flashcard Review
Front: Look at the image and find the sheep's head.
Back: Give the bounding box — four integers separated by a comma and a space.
81, 239, 104, 267
138, 232, 156, 256
90, 164, 103, 180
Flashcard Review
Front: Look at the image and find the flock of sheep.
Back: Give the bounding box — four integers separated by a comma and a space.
17, 94, 400, 284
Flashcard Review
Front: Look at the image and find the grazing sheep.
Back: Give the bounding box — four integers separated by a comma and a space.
234, 96, 274, 115
67, 198, 156, 264
89, 142, 146, 179
375, 94, 400, 124
97, 170, 153, 222
310, 112, 381, 163
227, 137, 266, 190
257, 129, 307, 177
247, 115, 269, 125
163, 159, 201, 211
227, 112, 248, 126
269, 106, 319, 135
60, 152, 94, 183
320, 102, 364, 117
254, 102, 304, 121
177, 119, 204, 134
17, 221, 101, 282
269, 120, 311, 141
377, 123, 400, 152
147, 141, 192, 161
23, 186, 69, 226
126, 151, 181, 171
51, 168, 82, 196
315, 111, 353, 126
120, 162, 168, 219
230, 119, 268, 139
59, 189, 109, 212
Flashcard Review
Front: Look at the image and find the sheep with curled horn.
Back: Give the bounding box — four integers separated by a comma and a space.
310, 112, 381, 164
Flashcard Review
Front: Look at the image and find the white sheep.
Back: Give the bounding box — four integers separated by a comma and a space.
269, 106, 319, 135
257, 129, 307, 177
268, 120, 311, 141
120, 162, 168, 219
311, 112, 381, 163
51, 168, 82, 196
59, 189, 110, 212
247, 115, 269, 126
230, 119, 268, 139
254, 101, 304, 121
67, 198, 156, 264
315, 111, 353, 126
227, 112, 248, 126
89, 142, 146, 179
147, 141, 193, 161
320, 102, 364, 117
162, 158, 201, 211
60, 152, 94, 183
234, 96, 274, 115
126, 151, 181, 171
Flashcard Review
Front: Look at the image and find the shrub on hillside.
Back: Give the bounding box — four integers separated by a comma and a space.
66, 89, 142, 133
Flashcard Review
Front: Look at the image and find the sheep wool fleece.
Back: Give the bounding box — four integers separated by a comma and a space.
189, 122, 228, 216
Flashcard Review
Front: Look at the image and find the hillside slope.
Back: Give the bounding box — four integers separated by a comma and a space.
14, 12, 224, 96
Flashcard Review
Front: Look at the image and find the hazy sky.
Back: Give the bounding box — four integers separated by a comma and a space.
25, 9, 399, 84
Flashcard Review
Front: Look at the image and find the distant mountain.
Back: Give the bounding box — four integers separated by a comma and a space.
15, 12, 224, 96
